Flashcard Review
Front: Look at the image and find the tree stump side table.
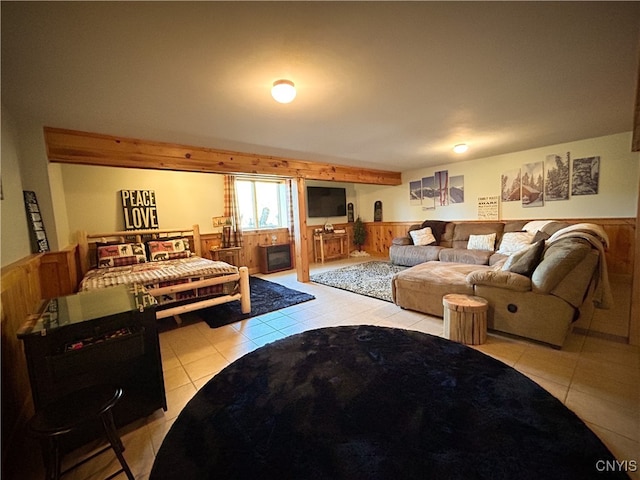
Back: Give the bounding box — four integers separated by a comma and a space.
442, 294, 488, 345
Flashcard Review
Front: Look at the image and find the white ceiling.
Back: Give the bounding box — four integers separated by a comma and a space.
2, 1, 639, 173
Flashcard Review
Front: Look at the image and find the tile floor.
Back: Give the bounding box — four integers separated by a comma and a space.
63, 258, 639, 480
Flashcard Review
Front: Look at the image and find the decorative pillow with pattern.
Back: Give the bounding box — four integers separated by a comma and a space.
496, 231, 535, 254
409, 226, 437, 246
147, 238, 191, 261
97, 243, 147, 268
467, 233, 496, 251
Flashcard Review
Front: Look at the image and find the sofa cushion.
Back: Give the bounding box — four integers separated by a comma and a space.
409, 227, 437, 246
502, 240, 545, 277
467, 233, 496, 251
439, 248, 494, 265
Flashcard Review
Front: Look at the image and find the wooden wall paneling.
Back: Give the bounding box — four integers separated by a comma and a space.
1, 255, 45, 477
39, 245, 79, 298
44, 127, 402, 186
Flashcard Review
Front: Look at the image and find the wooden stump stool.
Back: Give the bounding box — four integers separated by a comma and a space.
442, 294, 488, 345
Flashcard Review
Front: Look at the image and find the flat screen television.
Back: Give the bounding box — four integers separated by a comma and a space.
307, 186, 347, 218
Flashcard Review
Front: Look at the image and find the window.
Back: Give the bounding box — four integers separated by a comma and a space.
236, 178, 289, 230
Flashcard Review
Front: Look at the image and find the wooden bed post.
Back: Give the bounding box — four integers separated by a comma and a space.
192, 224, 202, 257
78, 230, 89, 276
239, 266, 251, 314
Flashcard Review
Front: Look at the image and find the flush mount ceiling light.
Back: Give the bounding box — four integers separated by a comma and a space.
271, 79, 296, 104
453, 143, 469, 154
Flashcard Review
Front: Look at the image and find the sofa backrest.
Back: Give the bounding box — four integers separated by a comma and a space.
451, 222, 505, 249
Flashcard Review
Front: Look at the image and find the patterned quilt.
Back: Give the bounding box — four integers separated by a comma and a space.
80, 256, 239, 305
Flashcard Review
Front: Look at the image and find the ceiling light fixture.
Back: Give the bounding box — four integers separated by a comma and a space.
453, 143, 469, 154
271, 79, 296, 104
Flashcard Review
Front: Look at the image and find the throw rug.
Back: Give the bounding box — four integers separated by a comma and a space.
150, 326, 625, 480
199, 276, 315, 329
310, 261, 407, 302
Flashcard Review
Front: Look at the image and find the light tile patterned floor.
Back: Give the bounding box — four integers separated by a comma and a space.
64, 258, 639, 480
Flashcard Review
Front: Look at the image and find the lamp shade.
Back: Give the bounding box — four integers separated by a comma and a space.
271, 80, 296, 104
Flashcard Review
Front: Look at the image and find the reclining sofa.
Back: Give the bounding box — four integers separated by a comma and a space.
390, 220, 612, 348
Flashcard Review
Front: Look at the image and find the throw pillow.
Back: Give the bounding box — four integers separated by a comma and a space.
467, 233, 496, 251
147, 238, 191, 261
502, 239, 545, 277
97, 243, 147, 268
409, 227, 437, 246
496, 231, 534, 254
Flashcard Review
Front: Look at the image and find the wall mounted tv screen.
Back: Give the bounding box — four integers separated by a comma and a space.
307, 186, 347, 218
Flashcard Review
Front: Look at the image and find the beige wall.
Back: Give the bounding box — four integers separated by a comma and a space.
0, 106, 32, 266
60, 164, 226, 240
355, 132, 639, 222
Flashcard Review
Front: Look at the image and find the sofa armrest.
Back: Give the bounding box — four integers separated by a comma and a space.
392, 236, 413, 246
466, 270, 531, 292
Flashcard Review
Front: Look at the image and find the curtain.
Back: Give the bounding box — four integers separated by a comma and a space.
224, 175, 243, 247
286, 179, 296, 245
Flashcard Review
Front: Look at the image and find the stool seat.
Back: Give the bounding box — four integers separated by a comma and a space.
28, 385, 134, 480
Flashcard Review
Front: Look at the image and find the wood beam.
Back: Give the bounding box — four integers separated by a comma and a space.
292, 177, 310, 283
44, 127, 402, 186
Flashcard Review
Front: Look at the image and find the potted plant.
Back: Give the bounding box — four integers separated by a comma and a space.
353, 216, 366, 251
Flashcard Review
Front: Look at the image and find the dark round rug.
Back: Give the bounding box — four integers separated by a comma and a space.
150, 326, 627, 480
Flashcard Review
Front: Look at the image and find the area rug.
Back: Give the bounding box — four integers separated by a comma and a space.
310, 261, 407, 302
199, 276, 315, 328
150, 326, 625, 480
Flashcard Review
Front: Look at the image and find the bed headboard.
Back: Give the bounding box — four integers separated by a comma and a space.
77, 224, 202, 276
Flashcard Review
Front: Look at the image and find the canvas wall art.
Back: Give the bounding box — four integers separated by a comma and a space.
545, 153, 570, 201
501, 168, 521, 202
572, 156, 600, 195
521, 161, 544, 207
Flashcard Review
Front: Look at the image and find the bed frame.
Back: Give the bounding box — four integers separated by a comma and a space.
77, 224, 250, 320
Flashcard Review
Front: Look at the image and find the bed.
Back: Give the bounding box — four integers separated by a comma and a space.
77, 225, 250, 322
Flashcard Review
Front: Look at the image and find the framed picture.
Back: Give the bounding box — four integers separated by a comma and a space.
449, 175, 464, 204
435, 170, 449, 206
572, 156, 600, 195
545, 153, 570, 201
421, 176, 436, 210
410, 180, 422, 205
521, 161, 544, 207
501, 168, 521, 202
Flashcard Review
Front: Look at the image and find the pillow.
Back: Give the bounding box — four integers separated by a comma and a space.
496, 231, 534, 254
502, 239, 545, 277
409, 227, 437, 246
147, 238, 191, 261
467, 233, 496, 251
97, 243, 147, 268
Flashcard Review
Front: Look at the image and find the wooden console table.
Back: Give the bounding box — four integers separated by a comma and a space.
313, 232, 349, 263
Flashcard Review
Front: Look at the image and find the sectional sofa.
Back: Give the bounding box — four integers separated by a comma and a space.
390, 220, 612, 348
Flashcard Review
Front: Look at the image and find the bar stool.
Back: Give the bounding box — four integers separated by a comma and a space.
28, 384, 135, 480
